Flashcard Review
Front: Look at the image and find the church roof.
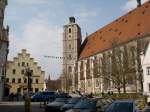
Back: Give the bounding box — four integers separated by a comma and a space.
79, 1, 150, 59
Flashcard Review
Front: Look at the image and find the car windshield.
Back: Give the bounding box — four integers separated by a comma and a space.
68, 98, 80, 104
54, 98, 67, 102
106, 102, 133, 112
74, 100, 96, 109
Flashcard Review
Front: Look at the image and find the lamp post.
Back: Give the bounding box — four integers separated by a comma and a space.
24, 67, 32, 112
139, 68, 143, 95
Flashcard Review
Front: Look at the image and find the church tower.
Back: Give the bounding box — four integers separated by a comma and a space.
62, 17, 82, 92
0, 0, 9, 101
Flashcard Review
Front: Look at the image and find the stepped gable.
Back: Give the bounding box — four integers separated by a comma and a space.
79, 1, 150, 59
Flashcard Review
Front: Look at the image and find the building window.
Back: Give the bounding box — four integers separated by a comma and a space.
35, 88, 39, 93
12, 69, 16, 74
17, 88, 21, 93
149, 84, 150, 92
21, 70, 25, 74
69, 28, 71, 33
27, 63, 29, 66
18, 63, 20, 66
6, 78, 9, 83
147, 67, 150, 75
24, 78, 27, 83
36, 79, 39, 84
68, 66, 72, 73
22, 62, 25, 66
18, 78, 21, 83
12, 78, 15, 83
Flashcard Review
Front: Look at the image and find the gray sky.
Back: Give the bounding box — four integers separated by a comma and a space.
4, 0, 148, 79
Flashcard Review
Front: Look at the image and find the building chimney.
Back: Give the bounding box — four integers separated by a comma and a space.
137, 0, 141, 7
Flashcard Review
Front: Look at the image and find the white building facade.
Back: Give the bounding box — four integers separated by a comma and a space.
73, 1, 150, 94
142, 40, 150, 101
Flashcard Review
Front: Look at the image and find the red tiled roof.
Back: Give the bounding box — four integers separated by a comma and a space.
79, 1, 150, 59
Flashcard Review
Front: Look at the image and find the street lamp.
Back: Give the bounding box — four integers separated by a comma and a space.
139, 68, 143, 95
25, 67, 32, 94
24, 67, 32, 112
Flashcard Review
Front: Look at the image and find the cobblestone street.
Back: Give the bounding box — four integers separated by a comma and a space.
0, 102, 45, 112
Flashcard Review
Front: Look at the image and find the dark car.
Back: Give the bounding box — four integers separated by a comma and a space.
105, 100, 138, 112
31, 91, 55, 102
66, 98, 97, 112
45, 97, 69, 112
144, 106, 150, 112
61, 97, 82, 112
66, 98, 113, 112
55, 93, 71, 98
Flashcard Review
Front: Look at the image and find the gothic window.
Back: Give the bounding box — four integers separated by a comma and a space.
12, 69, 16, 74
68, 66, 72, 73
69, 28, 71, 33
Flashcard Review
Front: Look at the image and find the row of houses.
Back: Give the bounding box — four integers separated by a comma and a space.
61, 1, 150, 96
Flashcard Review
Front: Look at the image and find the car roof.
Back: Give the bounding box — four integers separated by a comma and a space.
114, 100, 134, 103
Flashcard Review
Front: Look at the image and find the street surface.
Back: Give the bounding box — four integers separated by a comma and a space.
0, 102, 45, 112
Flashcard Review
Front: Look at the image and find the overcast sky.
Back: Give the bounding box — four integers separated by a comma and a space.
4, 0, 148, 79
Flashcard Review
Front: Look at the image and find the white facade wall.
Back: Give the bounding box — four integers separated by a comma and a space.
142, 41, 150, 98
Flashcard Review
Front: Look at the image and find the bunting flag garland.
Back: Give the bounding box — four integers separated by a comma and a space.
44, 55, 76, 60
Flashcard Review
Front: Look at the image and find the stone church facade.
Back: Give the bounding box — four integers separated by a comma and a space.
62, 1, 150, 94
61, 17, 82, 92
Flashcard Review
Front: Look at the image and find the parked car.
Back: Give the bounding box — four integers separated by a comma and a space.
61, 97, 82, 112
66, 98, 96, 112
55, 93, 71, 98
31, 91, 55, 102
143, 106, 150, 112
45, 97, 69, 112
105, 100, 138, 112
